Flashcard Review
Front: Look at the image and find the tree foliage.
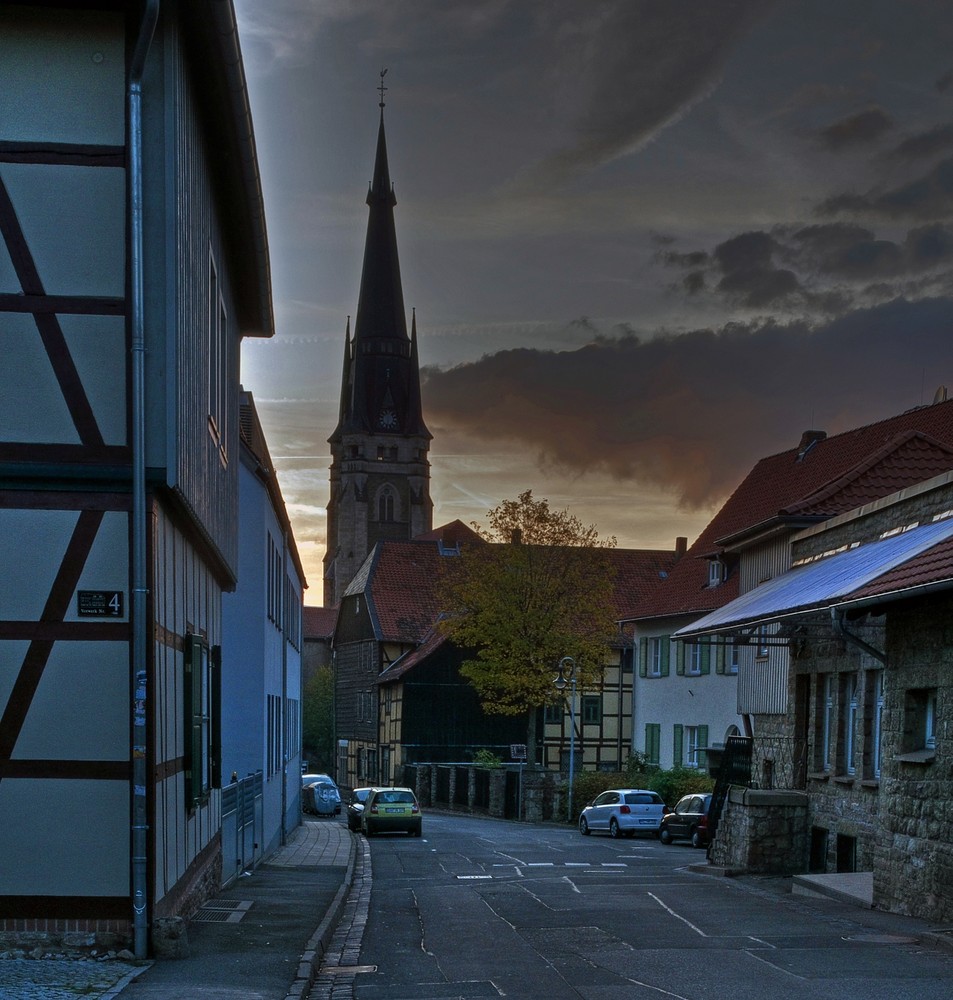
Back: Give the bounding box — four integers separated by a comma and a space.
302, 665, 334, 772
437, 491, 617, 750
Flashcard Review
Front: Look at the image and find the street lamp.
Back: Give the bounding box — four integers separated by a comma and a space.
554, 656, 576, 823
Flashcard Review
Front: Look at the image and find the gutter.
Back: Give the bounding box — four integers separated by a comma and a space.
830, 608, 886, 664
129, 0, 160, 962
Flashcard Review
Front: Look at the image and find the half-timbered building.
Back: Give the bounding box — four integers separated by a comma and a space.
0, 1, 272, 955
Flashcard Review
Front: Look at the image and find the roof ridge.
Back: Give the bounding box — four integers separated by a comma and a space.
783, 429, 953, 515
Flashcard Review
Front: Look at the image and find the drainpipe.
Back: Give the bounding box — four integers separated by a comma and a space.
129, 0, 159, 962
280, 527, 288, 846
830, 608, 886, 664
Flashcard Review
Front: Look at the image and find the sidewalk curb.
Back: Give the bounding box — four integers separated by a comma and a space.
283, 830, 358, 999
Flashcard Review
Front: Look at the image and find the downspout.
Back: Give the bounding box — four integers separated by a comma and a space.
280, 528, 288, 846
129, 0, 160, 962
830, 608, 886, 664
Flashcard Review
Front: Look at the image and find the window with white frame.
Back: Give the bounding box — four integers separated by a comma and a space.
902, 688, 937, 755
650, 637, 666, 676
818, 674, 834, 771
865, 670, 884, 780
728, 642, 740, 674
685, 726, 701, 767
842, 673, 859, 775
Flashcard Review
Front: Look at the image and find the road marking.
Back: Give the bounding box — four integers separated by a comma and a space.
456, 875, 493, 880
647, 892, 708, 937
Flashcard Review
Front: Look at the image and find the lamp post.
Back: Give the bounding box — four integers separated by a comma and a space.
554, 656, 577, 823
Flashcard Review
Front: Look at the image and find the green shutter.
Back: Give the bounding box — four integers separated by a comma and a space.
700, 640, 711, 675
673, 724, 684, 767
210, 644, 222, 789
639, 636, 648, 678
697, 725, 709, 770
715, 642, 726, 675
660, 638, 670, 677
675, 641, 685, 676
645, 723, 660, 765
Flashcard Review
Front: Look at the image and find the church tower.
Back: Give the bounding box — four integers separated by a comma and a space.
324, 81, 433, 605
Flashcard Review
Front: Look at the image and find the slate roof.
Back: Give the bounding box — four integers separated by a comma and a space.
632, 399, 953, 622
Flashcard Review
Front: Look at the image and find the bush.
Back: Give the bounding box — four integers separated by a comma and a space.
472, 749, 503, 769
565, 763, 713, 821
646, 766, 713, 808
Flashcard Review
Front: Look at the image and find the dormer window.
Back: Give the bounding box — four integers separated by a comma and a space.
708, 558, 726, 588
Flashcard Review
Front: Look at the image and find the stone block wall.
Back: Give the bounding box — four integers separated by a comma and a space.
709, 788, 810, 875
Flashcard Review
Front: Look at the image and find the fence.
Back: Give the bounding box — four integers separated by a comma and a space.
220, 770, 263, 886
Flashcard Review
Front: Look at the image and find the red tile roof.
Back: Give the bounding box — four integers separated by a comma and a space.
845, 534, 953, 604
355, 539, 680, 645
634, 399, 953, 621
303, 605, 338, 639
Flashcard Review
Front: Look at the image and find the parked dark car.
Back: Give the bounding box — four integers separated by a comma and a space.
346, 787, 375, 831
658, 792, 712, 848
361, 787, 422, 836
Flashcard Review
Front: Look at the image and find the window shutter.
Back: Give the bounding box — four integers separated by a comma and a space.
210, 644, 222, 788
645, 723, 660, 765
639, 637, 648, 678
700, 640, 711, 676
697, 725, 709, 770
673, 724, 684, 767
715, 642, 726, 675
675, 641, 685, 676
660, 638, 671, 677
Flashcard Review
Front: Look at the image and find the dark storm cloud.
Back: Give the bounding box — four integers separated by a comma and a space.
890, 124, 953, 161
527, 0, 769, 185
819, 157, 953, 220
817, 107, 894, 150
660, 217, 953, 311
421, 298, 953, 508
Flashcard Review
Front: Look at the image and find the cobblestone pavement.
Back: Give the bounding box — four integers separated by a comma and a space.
0, 955, 146, 999
305, 836, 372, 1000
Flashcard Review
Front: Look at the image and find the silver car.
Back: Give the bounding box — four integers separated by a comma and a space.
578, 788, 666, 838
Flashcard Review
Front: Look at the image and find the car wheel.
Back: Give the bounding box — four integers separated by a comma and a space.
609, 818, 621, 839
579, 816, 590, 836
691, 828, 705, 849
413, 825, 422, 837
659, 826, 673, 845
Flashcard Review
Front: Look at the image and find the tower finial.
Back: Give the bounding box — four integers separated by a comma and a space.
378, 68, 388, 111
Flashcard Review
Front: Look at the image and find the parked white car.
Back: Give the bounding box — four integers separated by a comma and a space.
578, 788, 667, 838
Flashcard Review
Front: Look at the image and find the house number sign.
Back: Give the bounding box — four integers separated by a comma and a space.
77, 590, 124, 617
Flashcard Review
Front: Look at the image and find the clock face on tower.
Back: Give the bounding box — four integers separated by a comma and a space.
378, 408, 398, 430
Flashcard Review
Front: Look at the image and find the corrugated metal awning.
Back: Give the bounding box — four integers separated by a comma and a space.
674, 518, 953, 639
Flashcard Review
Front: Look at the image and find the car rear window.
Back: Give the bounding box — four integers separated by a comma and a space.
625, 793, 663, 805
376, 791, 415, 804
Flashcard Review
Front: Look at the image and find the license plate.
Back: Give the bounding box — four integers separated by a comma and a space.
385, 807, 404, 814
639, 819, 654, 825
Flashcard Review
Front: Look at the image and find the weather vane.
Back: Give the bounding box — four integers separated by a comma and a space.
378, 68, 388, 110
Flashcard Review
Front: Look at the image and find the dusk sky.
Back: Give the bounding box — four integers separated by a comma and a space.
234, 0, 953, 600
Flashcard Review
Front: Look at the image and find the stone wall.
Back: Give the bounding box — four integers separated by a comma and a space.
709, 788, 810, 875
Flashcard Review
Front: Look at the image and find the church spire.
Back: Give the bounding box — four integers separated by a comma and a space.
324, 75, 434, 605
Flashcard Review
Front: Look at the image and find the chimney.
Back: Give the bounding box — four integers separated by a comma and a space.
796, 429, 826, 462
675, 536, 688, 558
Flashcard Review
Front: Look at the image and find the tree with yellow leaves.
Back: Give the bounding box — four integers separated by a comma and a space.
437, 490, 617, 765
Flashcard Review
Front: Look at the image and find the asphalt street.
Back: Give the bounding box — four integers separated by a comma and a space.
310, 811, 953, 1000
